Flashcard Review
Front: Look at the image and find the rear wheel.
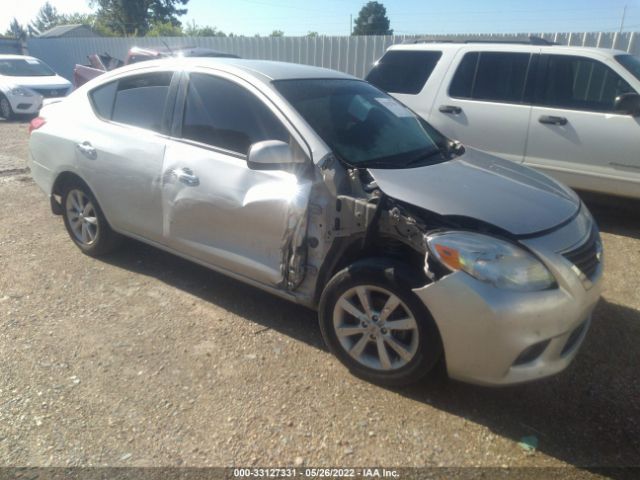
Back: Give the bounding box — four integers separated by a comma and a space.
0, 95, 13, 120
319, 259, 442, 386
61, 182, 122, 256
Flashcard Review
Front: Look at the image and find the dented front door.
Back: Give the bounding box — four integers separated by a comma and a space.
161, 140, 311, 286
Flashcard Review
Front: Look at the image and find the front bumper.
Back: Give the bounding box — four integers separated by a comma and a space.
7, 93, 43, 114
414, 212, 603, 386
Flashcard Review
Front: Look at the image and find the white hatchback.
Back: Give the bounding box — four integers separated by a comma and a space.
367, 41, 640, 199
0, 54, 72, 119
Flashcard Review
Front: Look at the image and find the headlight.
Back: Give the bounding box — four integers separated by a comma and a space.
426, 231, 555, 291
9, 87, 34, 97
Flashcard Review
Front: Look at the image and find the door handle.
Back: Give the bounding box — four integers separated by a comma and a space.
165, 167, 199, 187
439, 105, 462, 114
539, 115, 568, 126
76, 141, 97, 160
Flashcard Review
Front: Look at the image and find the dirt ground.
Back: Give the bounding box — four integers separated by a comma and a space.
0, 118, 639, 476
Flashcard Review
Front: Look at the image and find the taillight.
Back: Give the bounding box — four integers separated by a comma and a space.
29, 116, 46, 134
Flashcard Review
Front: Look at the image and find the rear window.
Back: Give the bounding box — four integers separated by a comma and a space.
89, 72, 173, 132
366, 50, 442, 95
112, 72, 172, 132
89, 81, 117, 119
449, 52, 531, 103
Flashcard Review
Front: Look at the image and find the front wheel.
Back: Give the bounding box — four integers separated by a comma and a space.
319, 259, 442, 386
0, 95, 14, 120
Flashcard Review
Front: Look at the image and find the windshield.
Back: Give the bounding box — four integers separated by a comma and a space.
616, 54, 640, 82
274, 79, 444, 168
0, 58, 55, 77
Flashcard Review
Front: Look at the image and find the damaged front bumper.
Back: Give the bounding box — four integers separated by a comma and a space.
413, 220, 603, 386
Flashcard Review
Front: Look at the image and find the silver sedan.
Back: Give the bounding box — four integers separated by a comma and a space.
28, 58, 603, 386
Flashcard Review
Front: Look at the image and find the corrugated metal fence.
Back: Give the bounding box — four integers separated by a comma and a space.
0, 38, 23, 55
26, 31, 640, 82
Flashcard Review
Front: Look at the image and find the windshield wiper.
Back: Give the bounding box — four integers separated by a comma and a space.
400, 149, 444, 168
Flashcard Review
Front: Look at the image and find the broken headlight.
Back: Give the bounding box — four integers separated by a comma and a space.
426, 231, 555, 291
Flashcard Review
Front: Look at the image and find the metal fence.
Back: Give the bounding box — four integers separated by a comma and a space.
26, 31, 640, 82
0, 38, 23, 54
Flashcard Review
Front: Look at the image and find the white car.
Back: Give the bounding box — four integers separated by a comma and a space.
0, 54, 72, 119
367, 40, 640, 199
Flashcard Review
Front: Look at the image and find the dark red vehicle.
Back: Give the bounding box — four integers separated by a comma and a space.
73, 46, 239, 87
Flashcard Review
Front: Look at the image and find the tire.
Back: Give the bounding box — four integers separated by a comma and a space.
61, 181, 122, 256
0, 95, 14, 120
319, 258, 442, 387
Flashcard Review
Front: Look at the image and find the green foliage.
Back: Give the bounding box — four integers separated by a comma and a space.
146, 20, 184, 37
5, 18, 27, 40
270, 30, 285, 37
353, 1, 392, 36
183, 20, 226, 37
306, 31, 319, 37
90, 0, 189, 36
31, 1, 60, 33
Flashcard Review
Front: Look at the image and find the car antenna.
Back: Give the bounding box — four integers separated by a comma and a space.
160, 39, 174, 55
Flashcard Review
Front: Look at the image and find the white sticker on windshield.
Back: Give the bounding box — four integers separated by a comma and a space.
25, 58, 40, 64
374, 97, 413, 117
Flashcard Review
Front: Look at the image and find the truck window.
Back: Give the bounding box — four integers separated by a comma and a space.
536, 55, 635, 112
449, 52, 531, 103
366, 50, 442, 95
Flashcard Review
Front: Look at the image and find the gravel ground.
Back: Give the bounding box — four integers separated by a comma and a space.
0, 119, 639, 476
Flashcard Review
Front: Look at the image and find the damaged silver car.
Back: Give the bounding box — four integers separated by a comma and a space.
28, 59, 603, 386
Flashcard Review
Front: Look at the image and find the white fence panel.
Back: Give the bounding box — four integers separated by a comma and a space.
27, 32, 640, 82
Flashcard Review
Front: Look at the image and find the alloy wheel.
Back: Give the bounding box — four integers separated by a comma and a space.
65, 189, 99, 245
332, 285, 420, 371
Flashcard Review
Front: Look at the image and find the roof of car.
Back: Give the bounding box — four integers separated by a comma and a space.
387, 42, 630, 57
114, 57, 355, 83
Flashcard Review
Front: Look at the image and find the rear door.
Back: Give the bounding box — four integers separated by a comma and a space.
79, 70, 177, 240
524, 53, 640, 197
161, 71, 312, 286
431, 49, 536, 163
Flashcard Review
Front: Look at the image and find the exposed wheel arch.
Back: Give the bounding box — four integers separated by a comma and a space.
50, 172, 91, 215
313, 235, 429, 305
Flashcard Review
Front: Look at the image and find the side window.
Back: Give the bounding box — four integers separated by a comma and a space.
366, 50, 442, 95
449, 52, 531, 103
89, 80, 117, 119
537, 55, 635, 112
181, 73, 288, 155
111, 72, 173, 132
449, 52, 478, 98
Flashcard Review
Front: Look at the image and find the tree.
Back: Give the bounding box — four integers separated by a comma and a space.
352, 1, 392, 35
31, 2, 60, 33
5, 18, 27, 40
146, 20, 183, 36
91, 0, 189, 36
270, 30, 284, 37
183, 20, 225, 37
306, 31, 319, 37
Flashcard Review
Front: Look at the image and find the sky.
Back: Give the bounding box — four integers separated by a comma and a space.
3, 0, 640, 37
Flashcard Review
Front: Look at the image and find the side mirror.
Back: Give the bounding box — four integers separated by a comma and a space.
614, 93, 640, 116
247, 140, 303, 170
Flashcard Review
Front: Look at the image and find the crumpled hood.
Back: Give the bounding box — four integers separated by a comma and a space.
369, 147, 580, 236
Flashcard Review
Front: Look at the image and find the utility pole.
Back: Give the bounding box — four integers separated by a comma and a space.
350, 14, 353, 35
619, 4, 627, 34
